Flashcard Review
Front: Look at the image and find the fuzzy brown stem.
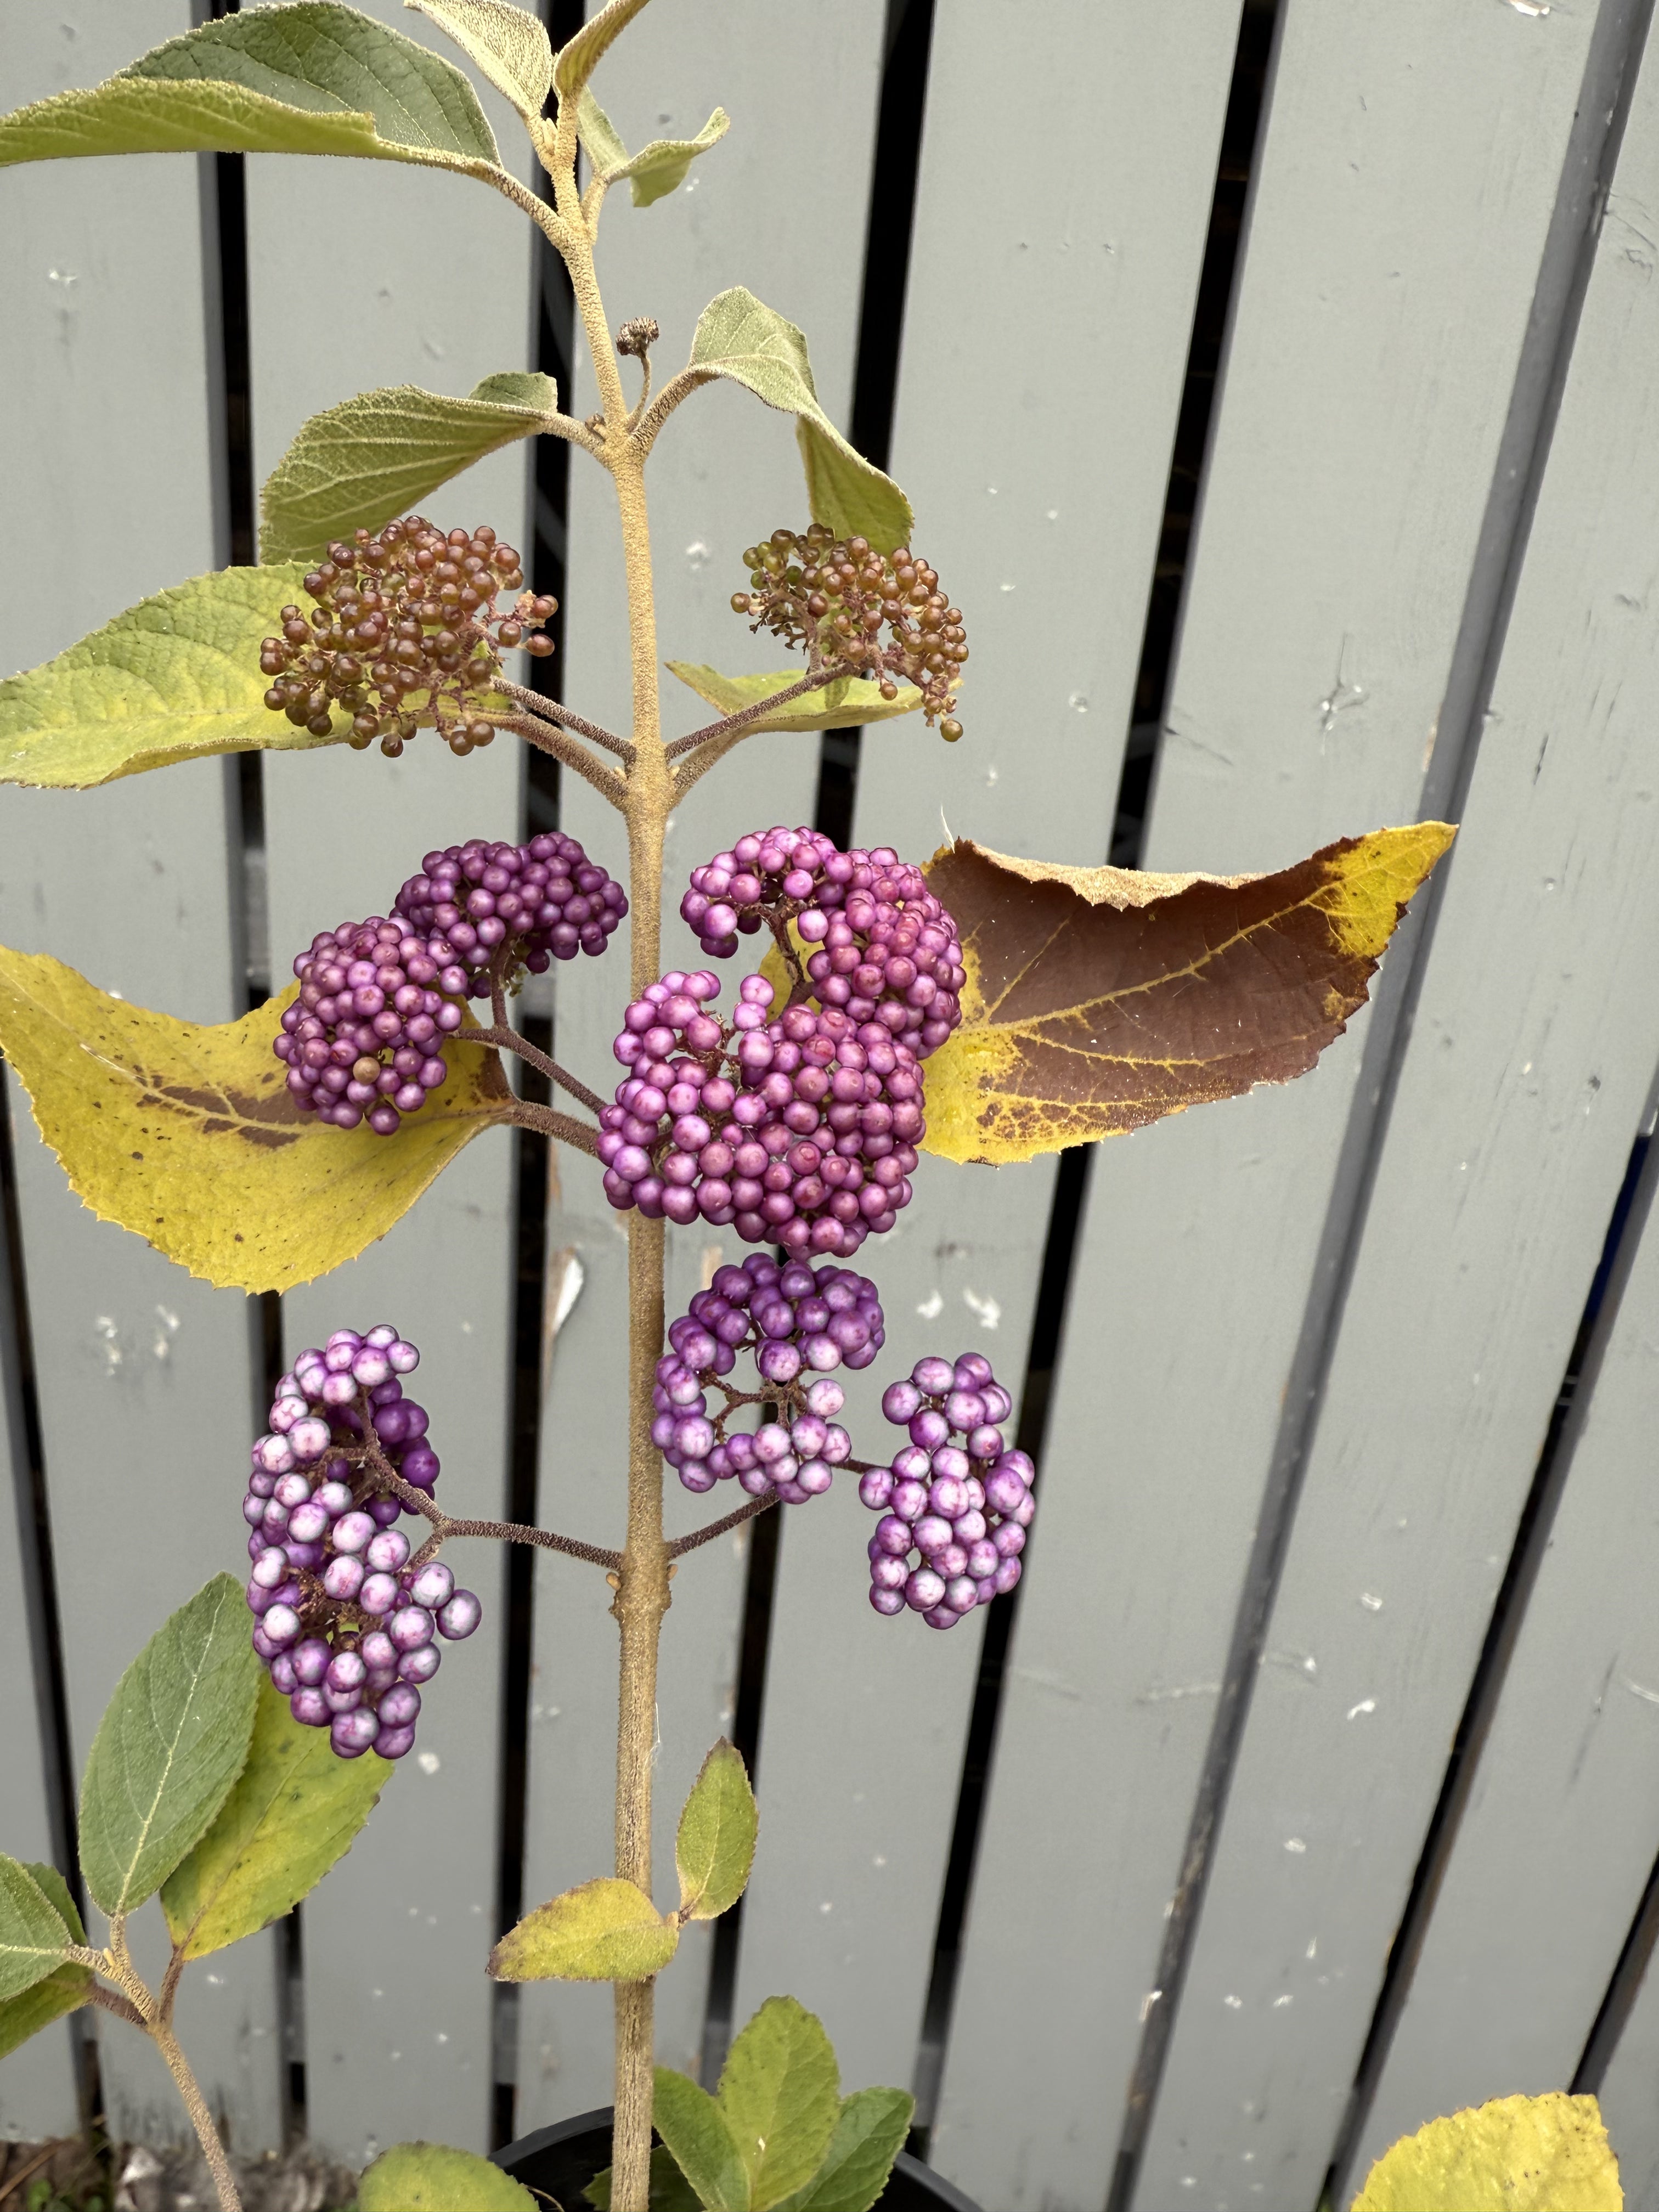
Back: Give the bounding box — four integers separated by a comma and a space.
149, 2016, 242, 2212
663, 665, 837, 761
499, 1097, 602, 1155
496, 681, 635, 763
496, 712, 629, 808
665, 1492, 780, 1559
356, 1418, 620, 1569
464, 1024, 607, 1114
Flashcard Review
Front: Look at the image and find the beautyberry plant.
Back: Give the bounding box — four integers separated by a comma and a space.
0, 8, 1453, 2212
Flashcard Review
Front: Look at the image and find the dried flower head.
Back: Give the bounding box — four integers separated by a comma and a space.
616, 316, 661, 358
731, 525, 967, 738
258, 515, 557, 759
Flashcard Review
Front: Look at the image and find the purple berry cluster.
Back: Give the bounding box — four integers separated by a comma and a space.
393, 833, 627, 981
861, 1355, 1034, 1629
681, 828, 965, 1060
276, 918, 467, 1135
241, 1328, 481, 1760
654, 1257, 885, 1499
599, 970, 924, 1255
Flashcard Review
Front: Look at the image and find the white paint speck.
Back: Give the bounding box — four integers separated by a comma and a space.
963, 1287, 1001, 1330
1068, 693, 1089, 714
417, 1751, 442, 1775
1347, 1698, 1376, 1720
916, 1289, 944, 1320
1139, 1988, 1162, 2023
1272, 1994, 1293, 2009
1361, 1592, 1384, 1612
684, 541, 711, 569
1285, 1837, 1307, 1854
1223, 1994, 1243, 2010
1046, 509, 1059, 522
1306, 1939, 1317, 1960
820, 1901, 833, 1915
1000, 582, 1017, 594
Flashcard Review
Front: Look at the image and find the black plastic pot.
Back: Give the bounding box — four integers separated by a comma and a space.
494, 2106, 984, 2211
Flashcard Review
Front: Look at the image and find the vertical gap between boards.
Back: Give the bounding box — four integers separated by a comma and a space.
910, 1, 1283, 2160
811, 0, 936, 848
491, 13, 584, 2142
0, 1066, 92, 2131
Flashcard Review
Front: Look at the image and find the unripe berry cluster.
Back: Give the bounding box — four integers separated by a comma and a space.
681, 826, 964, 1059
731, 525, 966, 737
394, 834, 627, 975
258, 515, 556, 758
655, 1256, 884, 1499
861, 1354, 1034, 1629
241, 1328, 481, 1760
600, 969, 924, 1255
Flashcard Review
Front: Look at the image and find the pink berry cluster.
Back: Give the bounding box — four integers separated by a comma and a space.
680, 826, 964, 1060
600, 969, 925, 1254
393, 832, 627, 981
241, 1327, 481, 1760
654, 1256, 884, 1498
861, 1354, 1034, 1629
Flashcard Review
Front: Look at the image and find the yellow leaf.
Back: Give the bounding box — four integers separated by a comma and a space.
667, 663, 921, 736
487, 1876, 679, 1983
918, 825, 1454, 1165
1351, 2092, 1622, 2211
0, 947, 511, 1293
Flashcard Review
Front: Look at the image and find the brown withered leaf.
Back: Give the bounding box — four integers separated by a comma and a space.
919, 824, 1454, 1164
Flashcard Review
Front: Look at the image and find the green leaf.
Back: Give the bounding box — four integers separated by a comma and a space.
653, 2070, 751, 2212
161, 1677, 391, 1959
0, 1955, 92, 2061
0, 951, 513, 1294
78, 1575, 262, 1917
0, 563, 341, 789
1350, 2093, 1622, 2211
675, 1740, 757, 1923
0, 3, 506, 178
404, 0, 551, 121
667, 664, 922, 737
718, 1999, 840, 2212
680, 290, 912, 554
0, 1857, 73, 2002
574, 90, 728, 207
585, 2145, 703, 2212
259, 374, 556, 563
771, 2091, 915, 2212
359, 2141, 539, 2210
488, 1877, 679, 1983
552, 0, 654, 97
25, 1865, 85, 1948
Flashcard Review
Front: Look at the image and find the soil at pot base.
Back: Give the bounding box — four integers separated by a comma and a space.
494, 2108, 985, 2211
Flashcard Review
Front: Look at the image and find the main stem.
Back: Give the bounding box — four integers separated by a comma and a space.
555, 184, 675, 2212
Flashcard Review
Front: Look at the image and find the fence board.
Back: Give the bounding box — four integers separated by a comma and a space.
0, 3, 283, 2153
734, 0, 1245, 2100
1142, 18, 1659, 2212
1596, 1901, 1659, 2210
927, 4, 1605, 2204
1338, 33, 1659, 2178
243, 0, 539, 2160
514, 2, 886, 2120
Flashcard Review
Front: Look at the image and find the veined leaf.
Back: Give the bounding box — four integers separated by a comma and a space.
667, 664, 921, 736
1351, 2092, 1622, 2210
0, 1857, 74, 2003
360, 2141, 539, 2210
79, 1576, 261, 1918
0, 950, 512, 1293
718, 1999, 840, 2212
585, 2145, 703, 2212
0, 563, 334, 789
553, 0, 654, 97
488, 1877, 679, 1982
575, 90, 728, 207
653, 2070, 751, 2212
771, 2090, 915, 2212
0, 1863, 91, 2057
161, 1678, 391, 1959
675, 1740, 757, 1923
0, 3, 507, 180
919, 826, 1455, 1165
260, 373, 557, 563
678, 290, 912, 552
405, 0, 551, 120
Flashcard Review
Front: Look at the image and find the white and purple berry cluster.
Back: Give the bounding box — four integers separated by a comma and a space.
600, 973, 924, 1256
393, 833, 627, 978
241, 1327, 481, 1760
277, 918, 469, 1136
680, 826, 964, 1059
861, 1355, 1034, 1629
654, 1257, 884, 1500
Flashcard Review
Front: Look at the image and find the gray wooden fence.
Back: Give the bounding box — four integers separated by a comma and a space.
7, 3, 1659, 2207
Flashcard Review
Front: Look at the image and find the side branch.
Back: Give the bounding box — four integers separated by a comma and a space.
631, 365, 712, 456
665, 1492, 780, 1559
355, 1409, 623, 1572
664, 665, 836, 763
497, 681, 635, 763
462, 1024, 608, 1115
500, 1097, 602, 1155
495, 712, 629, 809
